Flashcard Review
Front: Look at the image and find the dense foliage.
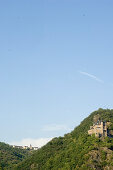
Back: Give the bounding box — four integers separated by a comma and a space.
7, 109, 113, 169
0, 142, 31, 170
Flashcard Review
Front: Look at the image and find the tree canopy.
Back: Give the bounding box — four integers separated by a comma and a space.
15, 109, 113, 170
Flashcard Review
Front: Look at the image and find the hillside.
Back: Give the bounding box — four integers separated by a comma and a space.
15, 109, 113, 170
0, 142, 31, 170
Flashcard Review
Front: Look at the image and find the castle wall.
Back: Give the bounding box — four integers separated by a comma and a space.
88, 121, 107, 137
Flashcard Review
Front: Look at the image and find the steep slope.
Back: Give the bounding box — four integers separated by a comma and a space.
15, 109, 113, 170
0, 142, 31, 170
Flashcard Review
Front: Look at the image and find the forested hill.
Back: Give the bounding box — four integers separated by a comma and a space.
16, 109, 113, 170
0, 142, 31, 170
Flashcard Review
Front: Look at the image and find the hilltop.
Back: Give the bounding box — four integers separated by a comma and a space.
0, 142, 32, 170
15, 109, 113, 170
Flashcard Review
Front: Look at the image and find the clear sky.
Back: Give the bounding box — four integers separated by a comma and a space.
0, 0, 113, 147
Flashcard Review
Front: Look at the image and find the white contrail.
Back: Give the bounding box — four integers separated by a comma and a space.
79, 71, 104, 83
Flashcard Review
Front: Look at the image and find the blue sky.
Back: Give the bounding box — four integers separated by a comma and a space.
0, 0, 113, 146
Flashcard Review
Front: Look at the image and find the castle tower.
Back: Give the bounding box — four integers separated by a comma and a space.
93, 114, 101, 125
30, 144, 32, 150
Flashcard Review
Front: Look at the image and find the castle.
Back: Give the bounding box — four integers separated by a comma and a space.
88, 114, 110, 137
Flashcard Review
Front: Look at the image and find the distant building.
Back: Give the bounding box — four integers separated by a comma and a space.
33, 147, 38, 150
12, 145, 23, 149
12, 144, 38, 150
88, 114, 108, 137
23, 146, 29, 149
29, 144, 38, 150
30, 144, 32, 150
